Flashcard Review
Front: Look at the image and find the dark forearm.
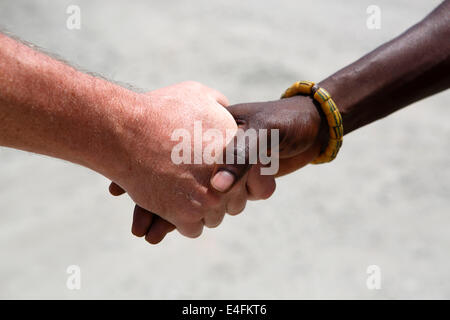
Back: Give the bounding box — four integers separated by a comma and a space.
319, 0, 450, 134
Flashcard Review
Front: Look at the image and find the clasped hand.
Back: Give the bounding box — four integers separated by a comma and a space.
107, 81, 325, 244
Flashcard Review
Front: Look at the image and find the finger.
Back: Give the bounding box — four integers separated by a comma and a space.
176, 221, 204, 239
203, 210, 225, 228
109, 182, 126, 196
246, 164, 276, 200
226, 199, 246, 215
145, 216, 176, 245
131, 205, 154, 237
225, 178, 248, 215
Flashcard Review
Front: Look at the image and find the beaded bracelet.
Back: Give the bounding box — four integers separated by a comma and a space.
281, 81, 343, 164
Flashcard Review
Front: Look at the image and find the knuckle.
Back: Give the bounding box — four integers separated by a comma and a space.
191, 229, 203, 238
227, 200, 247, 216
184, 225, 204, 239
204, 213, 225, 229
261, 180, 276, 200
209, 218, 224, 228
205, 222, 220, 229
228, 206, 245, 216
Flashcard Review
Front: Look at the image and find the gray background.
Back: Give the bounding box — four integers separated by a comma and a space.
0, 0, 449, 299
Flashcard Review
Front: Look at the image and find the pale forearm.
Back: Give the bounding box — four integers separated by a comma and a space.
0, 33, 136, 178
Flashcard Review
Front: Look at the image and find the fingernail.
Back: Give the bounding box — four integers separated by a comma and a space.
210, 171, 235, 192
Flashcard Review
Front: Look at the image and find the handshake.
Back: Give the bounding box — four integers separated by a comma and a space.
105, 81, 328, 244
0, 33, 335, 247
3, 0, 445, 246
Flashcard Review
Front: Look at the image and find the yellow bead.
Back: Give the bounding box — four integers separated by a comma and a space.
321, 99, 337, 115
281, 81, 315, 98
319, 138, 342, 160
313, 88, 331, 104
329, 125, 343, 139
324, 148, 335, 157
326, 110, 342, 127
312, 154, 328, 164
296, 81, 315, 94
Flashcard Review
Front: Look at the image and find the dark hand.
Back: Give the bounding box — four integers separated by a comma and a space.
210, 95, 327, 192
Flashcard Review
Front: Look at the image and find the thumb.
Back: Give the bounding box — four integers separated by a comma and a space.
210, 134, 253, 192
210, 105, 258, 193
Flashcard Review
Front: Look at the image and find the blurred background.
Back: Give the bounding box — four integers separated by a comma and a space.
0, 0, 449, 299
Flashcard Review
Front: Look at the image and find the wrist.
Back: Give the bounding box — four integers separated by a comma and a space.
318, 77, 356, 135
272, 95, 325, 156
313, 99, 329, 154
76, 76, 144, 181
